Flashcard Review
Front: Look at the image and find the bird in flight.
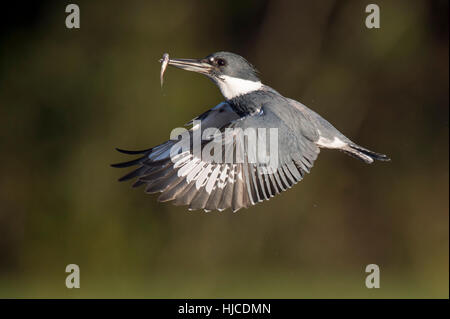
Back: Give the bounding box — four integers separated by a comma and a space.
112, 52, 390, 212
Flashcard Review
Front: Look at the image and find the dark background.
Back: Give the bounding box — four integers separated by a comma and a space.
0, 0, 448, 298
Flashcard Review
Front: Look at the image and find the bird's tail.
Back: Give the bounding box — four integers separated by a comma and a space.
342, 144, 390, 164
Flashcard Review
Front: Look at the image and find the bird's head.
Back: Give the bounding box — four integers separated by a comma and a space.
162, 51, 262, 99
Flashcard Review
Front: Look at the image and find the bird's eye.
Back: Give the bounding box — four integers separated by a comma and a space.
217, 58, 226, 66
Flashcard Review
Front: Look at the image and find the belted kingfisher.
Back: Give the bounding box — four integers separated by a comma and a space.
112, 52, 390, 212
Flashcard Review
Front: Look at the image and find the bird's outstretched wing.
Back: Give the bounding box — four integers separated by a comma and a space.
112, 102, 320, 212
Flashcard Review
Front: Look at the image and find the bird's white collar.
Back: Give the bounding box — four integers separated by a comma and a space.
215, 75, 262, 99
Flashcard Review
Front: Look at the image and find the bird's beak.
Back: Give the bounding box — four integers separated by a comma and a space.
161, 58, 212, 75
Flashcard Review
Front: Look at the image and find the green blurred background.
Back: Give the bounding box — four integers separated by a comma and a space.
0, 0, 448, 298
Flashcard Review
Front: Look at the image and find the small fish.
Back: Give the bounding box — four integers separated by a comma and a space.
160, 53, 169, 88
